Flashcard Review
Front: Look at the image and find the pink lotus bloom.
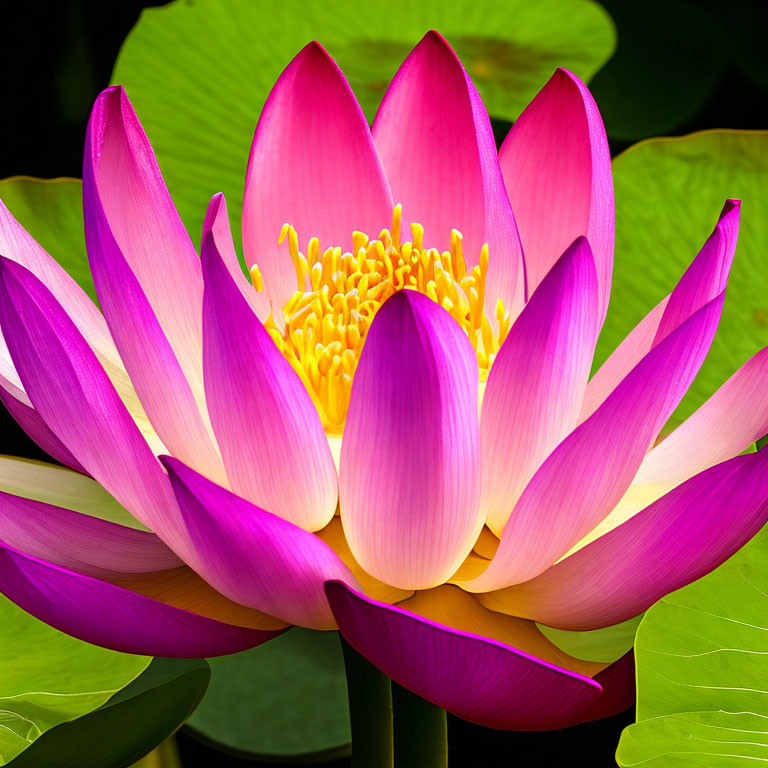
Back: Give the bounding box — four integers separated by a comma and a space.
1, 31, 767, 731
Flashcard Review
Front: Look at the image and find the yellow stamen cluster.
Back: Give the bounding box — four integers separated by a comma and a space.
250, 205, 511, 433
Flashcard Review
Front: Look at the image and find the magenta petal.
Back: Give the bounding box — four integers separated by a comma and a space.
201, 220, 337, 531
464, 294, 725, 591
499, 68, 613, 320
0, 491, 181, 579
481, 237, 599, 535
0, 256, 183, 552
582, 200, 739, 420
161, 456, 358, 630
480, 451, 768, 630
373, 31, 524, 317
243, 42, 393, 309
340, 290, 481, 590
0, 543, 280, 657
203, 193, 270, 321
0, 385, 86, 472
84, 87, 223, 482
325, 580, 602, 730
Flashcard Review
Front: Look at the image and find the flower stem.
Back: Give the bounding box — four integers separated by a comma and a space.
340, 636, 394, 767
392, 682, 448, 768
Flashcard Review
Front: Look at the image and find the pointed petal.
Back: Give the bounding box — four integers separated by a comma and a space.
243, 42, 393, 309
373, 31, 524, 317
581, 200, 739, 421
499, 68, 613, 319
463, 295, 725, 591
201, 220, 337, 530
0, 257, 183, 552
162, 456, 358, 629
478, 451, 768, 630
84, 85, 204, 383
481, 237, 599, 535
340, 290, 481, 590
0, 543, 283, 657
325, 580, 602, 730
203, 193, 270, 321
84, 88, 222, 481
0, 491, 180, 579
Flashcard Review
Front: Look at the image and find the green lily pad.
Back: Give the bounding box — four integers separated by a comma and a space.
187, 627, 351, 761
616, 526, 768, 766
538, 614, 643, 663
0, 594, 150, 765
7, 657, 208, 768
602, 130, 768, 423
0, 177, 93, 303
112, 0, 614, 254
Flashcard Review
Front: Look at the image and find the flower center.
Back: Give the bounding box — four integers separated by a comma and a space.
251, 205, 510, 433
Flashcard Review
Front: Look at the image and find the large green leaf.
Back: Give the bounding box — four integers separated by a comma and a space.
187, 627, 351, 761
0, 177, 93, 302
0, 595, 150, 765
7, 658, 208, 768
112, 0, 614, 254
602, 130, 768, 423
616, 527, 768, 766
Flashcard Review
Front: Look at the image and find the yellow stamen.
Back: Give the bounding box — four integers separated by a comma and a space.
256, 206, 507, 433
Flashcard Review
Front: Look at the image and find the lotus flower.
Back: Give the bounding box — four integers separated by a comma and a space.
1, 31, 767, 732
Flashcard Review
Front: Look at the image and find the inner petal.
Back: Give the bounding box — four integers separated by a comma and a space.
250, 206, 509, 433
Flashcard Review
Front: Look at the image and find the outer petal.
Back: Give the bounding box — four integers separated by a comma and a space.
201, 220, 337, 531
479, 451, 768, 630
0, 257, 184, 552
162, 457, 358, 630
203, 193, 270, 321
243, 41, 393, 309
499, 68, 613, 320
0, 491, 181, 578
0, 385, 86, 472
373, 31, 524, 318
581, 200, 739, 421
325, 580, 602, 730
0, 543, 283, 657
84, 87, 223, 482
481, 237, 599, 535
463, 295, 725, 591
340, 290, 481, 590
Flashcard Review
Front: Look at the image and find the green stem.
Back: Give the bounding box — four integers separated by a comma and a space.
341, 636, 394, 768
392, 682, 448, 768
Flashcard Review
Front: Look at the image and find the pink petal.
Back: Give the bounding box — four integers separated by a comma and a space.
325, 580, 602, 730
84, 86, 204, 382
478, 450, 768, 629
203, 193, 270, 321
0, 256, 185, 553
243, 42, 393, 309
373, 31, 524, 318
162, 456, 358, 629
0, 491, 181, 579
481, 237, 599, 535
581, 200, 739, 421
499, 68, 613, 320
84, 87, 223, 481
339, 290, 481, 590
0, 542, 283, 657
0, 385, 86, 472
463, 294, 725, 592
201, 222, 337, 531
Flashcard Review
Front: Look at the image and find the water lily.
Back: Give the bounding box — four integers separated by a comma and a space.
1, 30, 767, 741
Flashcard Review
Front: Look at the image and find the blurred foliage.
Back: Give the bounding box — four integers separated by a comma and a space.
0, 595, 149, 764
617, 526, 768, 766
